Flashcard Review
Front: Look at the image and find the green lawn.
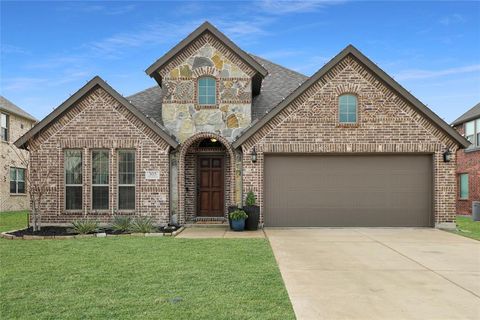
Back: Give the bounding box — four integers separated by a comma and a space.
454, 215, 480, 241
0, 212, 294, 320
0, 210, 29, 232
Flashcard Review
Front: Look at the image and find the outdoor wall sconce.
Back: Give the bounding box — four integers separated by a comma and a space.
443, 148, 452, 162
251, 147, 257, 163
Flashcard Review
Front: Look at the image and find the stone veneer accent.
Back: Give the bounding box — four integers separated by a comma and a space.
27, 87, 172, 224
176, 132, 237, 224
0, 113, 35, 212
241, 55, 459, 226
159, 32, 253, 142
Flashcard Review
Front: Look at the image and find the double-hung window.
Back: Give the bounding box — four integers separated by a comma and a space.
465, 119, 480, 148
198, 77, 216, 105
10, 167, 25, 194
118, 150, 135, 210
1, 113, 8, 141
65, 150, 83, 210
339, 94, 357, 123
92, 150, 109, 210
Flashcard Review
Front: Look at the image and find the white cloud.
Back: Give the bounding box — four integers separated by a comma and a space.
439, 13, 466, 26
258, 0, 343, 14
395, 64, 480, 81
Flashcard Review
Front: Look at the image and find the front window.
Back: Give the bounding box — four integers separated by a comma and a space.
459, 173, 469, 199
10, 167, 25, 194
464, 119, 480, 148
65, 150, 83, 210
92, 150, 109, 210
339, 94, 357, 123
118, 150, 135, 210
1, 113, 8, 141
198, 77, 216, 105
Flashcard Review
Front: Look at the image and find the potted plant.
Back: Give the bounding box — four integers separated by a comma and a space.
229, 210, 248, 231
227, 205, 239, 230
243, 191, 260, 230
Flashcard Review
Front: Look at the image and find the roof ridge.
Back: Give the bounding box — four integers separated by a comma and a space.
451, 102, 480, 126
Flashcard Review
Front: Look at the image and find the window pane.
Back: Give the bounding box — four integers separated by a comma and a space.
92, 186, 109, 210
477, 133, 480, 147
17, 182, 25, 194
339, 94, 357, 123
348, 113, 357, 123
459, 174, 469, 199
10, 168, 16, 181
198, 77, 216, 105
92, 151, 109, 185
199, 96, 207, 104
465, 121, 474, 135
1, 114, 6, 127
119, 186, 135, 210
66, 186, 82, 210
65, 150, 82, 184
17, 168, 25, 181
10, 181, 16, 193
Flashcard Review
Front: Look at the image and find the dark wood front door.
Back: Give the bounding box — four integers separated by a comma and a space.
197, 156, 224, 217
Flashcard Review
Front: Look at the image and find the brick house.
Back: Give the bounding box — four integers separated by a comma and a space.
1, 96, 37, 211
452, 103, 480, 215
15, 22, 469, 228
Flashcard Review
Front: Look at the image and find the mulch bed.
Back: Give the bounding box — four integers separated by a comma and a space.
7, 224, 183, 237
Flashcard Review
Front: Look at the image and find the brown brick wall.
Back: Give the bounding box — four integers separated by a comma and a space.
454, 125, 480, 215
241, 55, 459, 225
28, 86, 171, 224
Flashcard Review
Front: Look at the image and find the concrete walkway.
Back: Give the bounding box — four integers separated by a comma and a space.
266, 228, 480, 320
176, 226, 265, 239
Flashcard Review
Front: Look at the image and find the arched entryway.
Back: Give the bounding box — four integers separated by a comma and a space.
178, 132, 236, 223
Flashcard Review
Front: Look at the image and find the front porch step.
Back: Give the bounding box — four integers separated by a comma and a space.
185, 218, 228, 228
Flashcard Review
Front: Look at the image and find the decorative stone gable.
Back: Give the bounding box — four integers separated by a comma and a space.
159, 32, 253, 142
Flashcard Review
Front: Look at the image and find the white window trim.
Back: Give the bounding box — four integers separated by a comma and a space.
1, 112, 9, 142
464, 119, 480, 149
91, 150, 110, 211
10, 167, 26, 195
117, 149, 136, 211
65, 149, 83, 211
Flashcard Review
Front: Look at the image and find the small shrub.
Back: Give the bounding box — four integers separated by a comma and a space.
111, 216, 132, 232
72, 219, 99, 234
229, 210, 248, 221
245, 191, 256, 206
130, 217, 155, 233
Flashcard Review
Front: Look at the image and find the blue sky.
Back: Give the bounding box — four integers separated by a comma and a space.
1, 1, 479, 123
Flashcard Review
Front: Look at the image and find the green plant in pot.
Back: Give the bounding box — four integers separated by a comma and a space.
229, 210, 248, 231
243, 191, 260, 230
227, 205, 239, 230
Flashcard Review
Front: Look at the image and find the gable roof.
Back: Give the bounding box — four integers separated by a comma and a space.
15, 76, 179, 149
128, 54, 308, 125
233, 45, 470, 149
145, 21, 268, 95
451, 102, 480, 126
0, 96, 37, 122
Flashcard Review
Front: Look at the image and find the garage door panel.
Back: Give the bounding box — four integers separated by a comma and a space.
264, 155, 432, 227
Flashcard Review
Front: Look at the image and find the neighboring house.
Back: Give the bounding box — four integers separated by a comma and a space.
452, 103, 480, 215
15, 22, 469, 228
0, 96, 36, 212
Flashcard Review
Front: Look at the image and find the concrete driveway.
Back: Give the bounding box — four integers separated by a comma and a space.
266, 228, 480, 320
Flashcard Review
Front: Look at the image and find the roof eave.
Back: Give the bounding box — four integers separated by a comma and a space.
145, 21, 268, 86
15, 76, 179, 149
233, 44, 470, 149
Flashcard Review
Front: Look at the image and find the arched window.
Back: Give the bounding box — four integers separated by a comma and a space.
339, 94, 357, 123
198, 77, 216, 105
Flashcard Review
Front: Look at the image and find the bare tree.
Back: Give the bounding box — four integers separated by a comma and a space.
9, 141, 52, 231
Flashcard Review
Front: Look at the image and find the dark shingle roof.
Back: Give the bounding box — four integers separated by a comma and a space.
451, 103, 480, 126
0, 96, 37, 122
127, 54, 308, 124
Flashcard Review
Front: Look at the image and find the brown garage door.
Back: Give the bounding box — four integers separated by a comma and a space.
264, 155, 432, 227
